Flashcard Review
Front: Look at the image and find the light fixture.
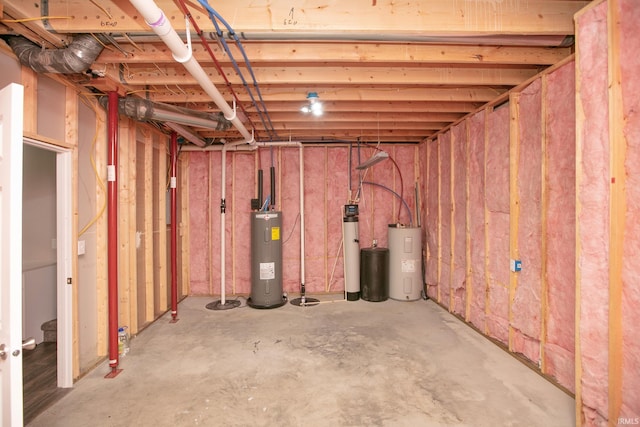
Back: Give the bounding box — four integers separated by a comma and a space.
300, 92, 323, 116
356, 151, 389, 170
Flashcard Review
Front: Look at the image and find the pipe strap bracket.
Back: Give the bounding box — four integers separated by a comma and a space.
172, 16, 193, 64
245, 128, 255, 144
224, 98, 237, 121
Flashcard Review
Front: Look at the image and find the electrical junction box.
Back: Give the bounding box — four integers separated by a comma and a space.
510, 259, 522, 272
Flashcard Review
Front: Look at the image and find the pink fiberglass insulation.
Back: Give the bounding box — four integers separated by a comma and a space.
393, 145, 417, 226
544, 61, 576, 392
326, 147, 349, 292
231, 152, 255, 295
369, 145, 395, 247
418, 143, 428, 286
512, 79, 542, 363
303, 146, 327, 293
485, 106, 510, 344
577, 2, 610, 424
280, 148, 302, 293
426, 141, 439, 299
451, 123, 467, 316
187, 152, 212, 295
439, 133, 452, 309
467, 111, 486, 330
620, 0, 640, 417
357, 147, 373, 253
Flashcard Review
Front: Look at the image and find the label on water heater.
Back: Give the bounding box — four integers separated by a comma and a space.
401, 259, 416, 273
260, 262, 275, 280
271, 227, 280, 241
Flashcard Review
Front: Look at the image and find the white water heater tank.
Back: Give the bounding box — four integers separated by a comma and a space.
388, 225, 422, 301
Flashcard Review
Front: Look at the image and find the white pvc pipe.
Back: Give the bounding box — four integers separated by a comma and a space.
220, 140, 246, 304
128, 0, 254, 143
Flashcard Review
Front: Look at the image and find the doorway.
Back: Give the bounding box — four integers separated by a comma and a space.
22, 138, 73, 423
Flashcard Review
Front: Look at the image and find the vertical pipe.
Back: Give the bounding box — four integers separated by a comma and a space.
257, 169, 263, 209
107, 91, 119, 371
299, 145, 305, 293
220, 140, 246, 305
170, 132, 178, 320
270, 166, 276, 209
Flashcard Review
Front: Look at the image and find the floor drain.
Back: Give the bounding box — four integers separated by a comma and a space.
289, 297, 320, 307
205, 300, 242, 310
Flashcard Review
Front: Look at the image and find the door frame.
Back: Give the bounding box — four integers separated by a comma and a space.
24, 137, 73, 388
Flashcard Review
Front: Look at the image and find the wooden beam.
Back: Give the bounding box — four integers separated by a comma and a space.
149, 86, 506, 103
128, 124, 138, 334
156, 140, 168, 312
437, 135, 443, 304
179, 155, 190, 296
449, 123, 456, 312
230, 101, 481, 114
483, 107, 491, 335
2, 2, 69, 47
200, 129, 435, 140
114, 65, 539, 87
540, 74, 549, 374
143, 129, 155, 323
465, 118, 473, 322
273, 121, 449, 131
96, 42, 572, 66
44, 0, 588, 35
21, 66, 37, 134
65, 86, 80, 378
508, 93, 521, 352
95, 103, 108, 358
247, 112, 464, 123
119, 119, 133, 333
607, 0, 624, 422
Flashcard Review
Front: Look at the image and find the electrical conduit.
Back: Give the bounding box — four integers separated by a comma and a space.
128, 0, 254, 143
170, 132, 178, 320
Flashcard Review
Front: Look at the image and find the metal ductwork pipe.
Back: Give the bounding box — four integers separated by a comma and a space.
3, 34, 105, 74
98, 96, 229, 131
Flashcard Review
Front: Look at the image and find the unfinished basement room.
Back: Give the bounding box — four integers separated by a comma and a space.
0, 0, 638, 426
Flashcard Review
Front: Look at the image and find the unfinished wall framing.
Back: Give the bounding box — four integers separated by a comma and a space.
187, 144, 418, 297
423, 58, 577, 392
1, 47, 188, 378
575, 0, 640, 424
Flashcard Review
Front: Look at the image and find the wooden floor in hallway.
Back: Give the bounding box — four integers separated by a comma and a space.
23, 342, 70, 425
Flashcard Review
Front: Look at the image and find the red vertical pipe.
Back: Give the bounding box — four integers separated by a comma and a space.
170, 132, 178, 320
107, 91, 119, 371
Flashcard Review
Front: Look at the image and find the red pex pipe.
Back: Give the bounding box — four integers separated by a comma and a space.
170, 132, 178, 320
107, 91, 119, 371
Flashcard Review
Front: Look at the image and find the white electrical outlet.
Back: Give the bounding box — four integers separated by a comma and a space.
78, 240, 86, 255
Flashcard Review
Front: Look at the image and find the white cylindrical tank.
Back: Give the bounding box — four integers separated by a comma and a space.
388, 225, 422, 301
342, 204, 360, 301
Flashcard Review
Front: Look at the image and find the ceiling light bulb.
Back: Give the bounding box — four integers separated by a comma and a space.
301, 106, 310, 113
311, 102, 323, 116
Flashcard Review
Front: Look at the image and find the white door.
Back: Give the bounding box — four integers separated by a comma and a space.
0, 83, 25, 426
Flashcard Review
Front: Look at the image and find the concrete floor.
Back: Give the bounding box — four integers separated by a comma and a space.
29, 296, 574, 427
